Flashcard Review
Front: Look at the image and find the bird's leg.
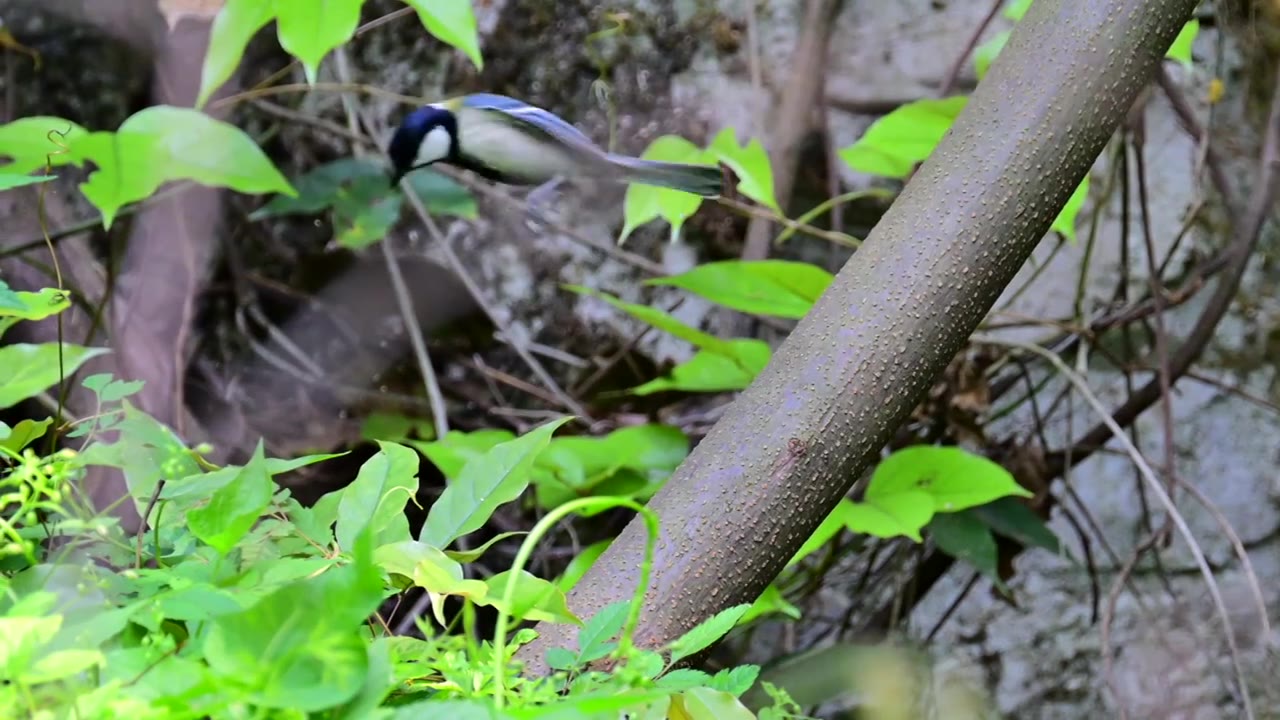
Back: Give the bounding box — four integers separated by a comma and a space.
523, 176, 566, 227
527, 176, 565, 209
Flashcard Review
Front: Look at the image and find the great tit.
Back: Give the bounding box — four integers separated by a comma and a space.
385, 93, 724, 197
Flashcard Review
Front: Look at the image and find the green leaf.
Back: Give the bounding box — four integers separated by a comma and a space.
79, 404, 201, 515
202, 532, 383, 711
401, 0, 484, 70
0, 418, 52, 454
740, 583, 801, 625
420, 417, 572, 548
532, 423, 688, 508
709, 665, 760, 697
335, 441, 420, 549
630, 340, 771, 395
388, 699, 506, 720
973, 30, 1010, 80
576, 600, 630, 664
1051, 175, 1089, 243
69, 131, 149, 230
0, 614, 61, 682
0, 343, 109, 409
556, 539, 611, 593
376, 539, 456, 581
478, 570, 581, 625
335, 191, 402, 249
153, 583, 245, 622
268, 451, 349, 476
334, 636, 394, 720
708, 127, 779, 211
196, 0, 276, 108
97, 378, 145, 404
0, 281, 18, 312
24, 648, 104, 684
657, 668, 713, 690
0, 286, 69, 341
405, 168, 478, 219
927, 511, 1003, 590
187, 441, 274, 555
518, 691, 670, 718
359, 411, 425, 442
0, 117, 88, 175
77, 106, 295, 228
875, 445, 1032, 513
411, 428, 516, 480
668, 604, 750, 665
0, 173, 55, 190
838, 97, 968, 179
0, 284, 68, 320
274, 0, 364, 85
621, 135, 709, 244
295, 487, 346, 546
1004, 0, 1033, 21
969, 497, 1060, 554
545, 646, 576, 671
845, 489, 935, 542
252, 158, 372, 219
1166, 20, 1198, 68
672, 687, 756, 720
622, 697, 674, 720
645, 259, 833, 319
564, 285, 734, 356
548, 424, 687, 484
375, 540, 482, 626
629, 651, 667, 682
846, 445, 1032, 541
255, 160, 473, 249
443, 530, 526, 563
79, 372, 112, 393
789, 498, 859, 565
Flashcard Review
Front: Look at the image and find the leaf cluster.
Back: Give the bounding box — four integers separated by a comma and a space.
1, 282, 802, 718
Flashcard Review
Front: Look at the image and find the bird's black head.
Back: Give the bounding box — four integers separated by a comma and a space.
386, 105, 458, 187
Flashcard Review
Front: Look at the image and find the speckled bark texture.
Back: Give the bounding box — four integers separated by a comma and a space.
518, 0, 1201, 674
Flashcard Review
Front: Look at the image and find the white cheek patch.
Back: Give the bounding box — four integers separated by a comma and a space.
415, 126, 452, 166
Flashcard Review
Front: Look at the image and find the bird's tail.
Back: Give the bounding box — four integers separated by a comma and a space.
604, 155, 724, 197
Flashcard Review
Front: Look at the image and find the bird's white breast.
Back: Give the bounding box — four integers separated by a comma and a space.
454, 107, 583, 181
415, 125, 453, 166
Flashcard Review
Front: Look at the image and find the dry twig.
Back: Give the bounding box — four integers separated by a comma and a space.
974, 333, 1256, 719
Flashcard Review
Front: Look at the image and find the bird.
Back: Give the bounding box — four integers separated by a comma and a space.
385, 93, 724, 198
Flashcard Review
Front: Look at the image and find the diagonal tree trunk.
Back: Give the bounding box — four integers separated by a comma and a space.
519, 0, 1199, 673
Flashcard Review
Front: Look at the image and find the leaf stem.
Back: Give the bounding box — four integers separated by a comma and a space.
491, 496, 659, 709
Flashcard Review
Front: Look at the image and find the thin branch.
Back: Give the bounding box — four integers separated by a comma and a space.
399, 192, 591, 422
973, 333, 1255, 719
718, 196, 860, 248
1057, 59, 1280, 472
332, 48, 450, 436
249, 98, 368, 145
739, 0, 843, 262
938, 0, 1006, 97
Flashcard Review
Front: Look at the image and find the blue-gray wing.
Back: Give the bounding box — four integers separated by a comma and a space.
459, 94, 600, 154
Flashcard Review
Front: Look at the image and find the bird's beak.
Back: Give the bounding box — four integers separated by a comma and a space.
389, 170, 405, 189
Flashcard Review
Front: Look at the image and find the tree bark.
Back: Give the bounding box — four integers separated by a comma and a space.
518, 0, 1199, 673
